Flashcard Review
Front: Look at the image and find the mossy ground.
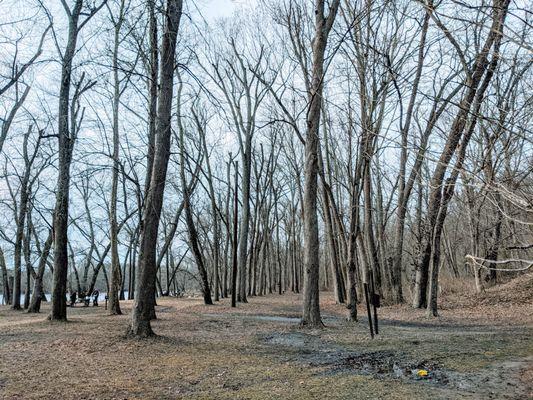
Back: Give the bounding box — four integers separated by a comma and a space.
0, 279, 531, 399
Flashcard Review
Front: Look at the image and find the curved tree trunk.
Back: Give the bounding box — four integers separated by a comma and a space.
177, 83, 212, 306
197, 111, 220, 302
421, 0, 510, 314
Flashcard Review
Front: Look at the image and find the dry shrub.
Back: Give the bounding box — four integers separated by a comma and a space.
439, 274, 475, 298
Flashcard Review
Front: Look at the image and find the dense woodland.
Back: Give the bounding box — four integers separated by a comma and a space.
0, 0, 531, 337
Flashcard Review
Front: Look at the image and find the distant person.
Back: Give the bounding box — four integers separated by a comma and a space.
70, 291, 77, 307
84, 294, 90, 307
92, 289, 99, 307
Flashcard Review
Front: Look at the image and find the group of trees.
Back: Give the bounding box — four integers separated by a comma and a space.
0, 0, 531, 336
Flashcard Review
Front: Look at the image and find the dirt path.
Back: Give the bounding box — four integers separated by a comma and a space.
0, 292, 531, 399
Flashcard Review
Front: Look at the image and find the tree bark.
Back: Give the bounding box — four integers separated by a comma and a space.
197, 111, 220, 301
415, 0, 510, 310
50, 0, 83, 321
128, 0, 183, 337
231, 161, 239, 308
144, 0, 158, 199
0, 247, 11, 305
177, 85, 213, 305
301, 0, 340, 327
390, 11, 429, 304
108, 0, 126, 316
28, 229, 53, 313
11, 126, 34, 310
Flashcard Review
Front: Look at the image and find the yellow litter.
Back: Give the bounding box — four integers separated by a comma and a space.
417, 369, 428, 377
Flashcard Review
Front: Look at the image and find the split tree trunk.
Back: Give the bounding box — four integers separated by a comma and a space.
414, 0, 510, 310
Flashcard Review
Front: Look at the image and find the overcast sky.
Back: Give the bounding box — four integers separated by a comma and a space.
199, 0, 246, 20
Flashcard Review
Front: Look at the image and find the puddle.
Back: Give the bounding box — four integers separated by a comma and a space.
332, 350, 448, 384
202, 313, 341, 325
263, 332, 324, 348
250, 315, 301, 323
248, 314, 340, 324
266, 332, 307, 346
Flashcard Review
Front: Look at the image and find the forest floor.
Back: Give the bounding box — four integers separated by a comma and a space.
0, 273, 532, 400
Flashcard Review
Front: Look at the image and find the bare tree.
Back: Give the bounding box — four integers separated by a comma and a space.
107, 0, 132, 316
413, 0, 511, 315
301, 0, 340, 327
129, 0, 183, 338
49, 0, 106, 321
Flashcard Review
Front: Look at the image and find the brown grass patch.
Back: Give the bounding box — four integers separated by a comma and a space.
0, 277, 532, 399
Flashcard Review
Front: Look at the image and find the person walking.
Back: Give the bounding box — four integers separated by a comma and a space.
69, 291, 77, 307
92, 289, 99, 307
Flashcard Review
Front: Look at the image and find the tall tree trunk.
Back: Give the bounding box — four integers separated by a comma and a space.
108, 0, 126, 316
231, 161, 239, 308
363, 161, 382, 294
426, 24, 507, 315
23, 222, 32, 309
11, 171, 29, 310
390, 11, 429, 304
0, 247, 10, 305
178, 87, 212, 305
198, 116, 220, 301
49, 1, 84, 321
28, 229, 53, 313
346, 182, 361, 321
420, 0, 510, 312
301, 0, 340, 327
128, 0, 183, 337
144, 0, 158, 199
143, 0, 160, 321
12, 125, 36, 310
223, 165, 232, 298
108, 0, 124, 315
237, 137, 252, 303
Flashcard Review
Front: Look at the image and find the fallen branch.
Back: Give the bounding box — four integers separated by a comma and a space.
465, 255, 533, 272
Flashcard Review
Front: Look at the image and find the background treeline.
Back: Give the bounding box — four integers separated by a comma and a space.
0, 0, 531, 331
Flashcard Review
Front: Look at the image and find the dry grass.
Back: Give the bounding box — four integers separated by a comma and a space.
0, 275, 532, 399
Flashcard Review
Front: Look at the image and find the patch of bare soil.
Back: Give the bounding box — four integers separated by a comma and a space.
0, 276, 531, 399
260, 330, 532, 399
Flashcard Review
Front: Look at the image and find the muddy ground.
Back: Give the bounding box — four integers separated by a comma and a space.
0, 275, 532, 399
